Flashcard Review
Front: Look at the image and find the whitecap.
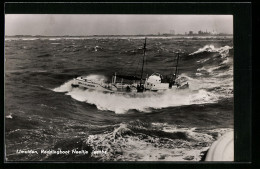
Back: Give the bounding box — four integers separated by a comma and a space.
6, 114, 13, 119
189, 45, 233, 58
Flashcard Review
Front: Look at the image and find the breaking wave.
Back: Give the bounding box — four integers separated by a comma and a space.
84, 121, 233, 161
189, 45, 233, 58
191, 45, 233, 79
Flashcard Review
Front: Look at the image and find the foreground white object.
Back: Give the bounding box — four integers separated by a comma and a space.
205, 131, 234, 161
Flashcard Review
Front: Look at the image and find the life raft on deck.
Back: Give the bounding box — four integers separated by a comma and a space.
205, 131, 234, 161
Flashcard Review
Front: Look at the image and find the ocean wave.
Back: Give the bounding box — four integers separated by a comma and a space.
196, 64, 232, 76
5, 38, 39, 41
189, 45, 233, 58
21, 38, 39, 41
53, 80, 74, 92
37, 53, 51, 58
193, 45, 233, 76
49, 38, 62, 41
84, 121, 232, 161
215, 68, 233, 77
196, 58, 210, 63
6, 114, 13, 119
94, 45, 103, 52
176, 74, 233, 97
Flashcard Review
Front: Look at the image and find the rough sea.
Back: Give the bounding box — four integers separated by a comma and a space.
5, 36, 233, 161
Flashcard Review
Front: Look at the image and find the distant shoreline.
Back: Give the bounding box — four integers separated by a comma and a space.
5, 34, 233, 38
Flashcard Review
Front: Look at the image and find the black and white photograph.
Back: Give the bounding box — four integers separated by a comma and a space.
5, 14, 234, 162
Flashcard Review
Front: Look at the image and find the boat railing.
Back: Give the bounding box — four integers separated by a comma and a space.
151, 72, 161, 77
76, 77, 103, 84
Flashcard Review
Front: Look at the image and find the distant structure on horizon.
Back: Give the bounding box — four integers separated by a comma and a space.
188, 29, 219, 36
169, 29, 175, 35
7, 29, 232, 37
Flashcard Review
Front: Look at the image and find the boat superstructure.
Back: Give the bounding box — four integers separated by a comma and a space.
71, 38, 189, 93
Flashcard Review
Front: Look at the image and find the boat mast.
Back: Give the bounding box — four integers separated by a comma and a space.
140, 38, 146, 85
174, 52, 180, 81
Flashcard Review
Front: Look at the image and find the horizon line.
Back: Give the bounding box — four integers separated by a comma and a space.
5, 33, 233, 37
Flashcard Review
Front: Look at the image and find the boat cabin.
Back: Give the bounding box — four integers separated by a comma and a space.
144, 73, 171, 91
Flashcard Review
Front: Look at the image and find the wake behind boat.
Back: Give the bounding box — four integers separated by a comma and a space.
71, 38, 189, 93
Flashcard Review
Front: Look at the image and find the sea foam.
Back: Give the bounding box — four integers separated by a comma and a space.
189, 45, 233, 57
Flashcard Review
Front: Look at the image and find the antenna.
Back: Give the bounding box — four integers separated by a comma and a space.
174, 51, 184, 81
174, 52, 180, 81
140, 37, 146, 85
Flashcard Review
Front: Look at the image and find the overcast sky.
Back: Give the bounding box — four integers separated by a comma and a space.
5, 15, 233, 36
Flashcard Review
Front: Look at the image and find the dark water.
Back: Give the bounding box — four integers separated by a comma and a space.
5, 36, 233, 161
